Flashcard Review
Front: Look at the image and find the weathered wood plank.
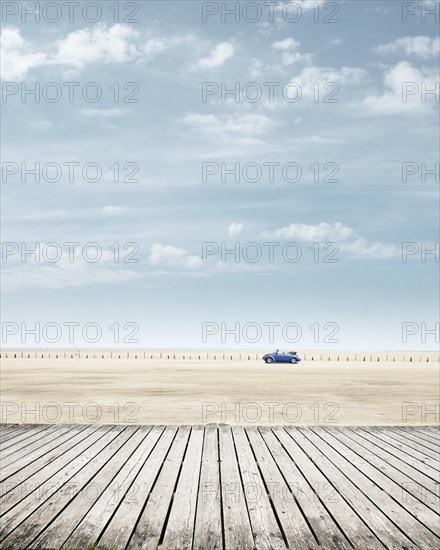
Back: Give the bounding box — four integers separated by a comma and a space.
246, 426, 317, 549
161, 426, 205, 550
0, 424, 438, 549
0, 425, 85, 482
423, 426, 439, 434
332, 427, 440, 510
362, 427, 439, 468
0, 425, 103, 498
288, 427, 416, 549
389, 427, 440, 455
0, 425, 37, 444
98, 426, 177, 549
1, 425, 74, 464
310, 427, 440, 546
0, 424, 21, 433
0, 426, 23, 438
273, 427, 384, 550
259, 427, 351, 550
66, 426, 161, 549
0, 426, 130, 548
218, 425, 254, 550
232, 426, 286, 550
192, 424, 223, 550
31, 426, 145, 549
409, 427, 440, 445
352, 428, 439, 481
0, 425, 105, 513
127, 426, 190, 550
0, 425, 51, 454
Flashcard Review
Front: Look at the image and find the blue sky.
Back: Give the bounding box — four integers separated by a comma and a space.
1, 0, 439, 349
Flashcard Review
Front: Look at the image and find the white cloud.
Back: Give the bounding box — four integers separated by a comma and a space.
181, 113, 279, 140
148, 244, 203, 270
272, 38, 300, 50
292, 65, 368, 87
214, 261, 270, 274
341, 239, 400, 259
102, 206, 131, 216
80, 108, 127, 118
53, 23, 140, 68
262, 222, 354, 241
329, 38, 343, 46
0, 24, 194, 79
228, 223, 244, 237
363, 61, 438, 115
250, 58, 264, 78
271, 37, 312, 66
142, 34, 194, 59
30, 120, 53, 130
274, 0, 325, 9
374, 36, 440, 59
261, 222, 401, 259
2, 246, 141, 291
282, 52, 313, 66
195, 42, 234, 70
0, 26, 47, 79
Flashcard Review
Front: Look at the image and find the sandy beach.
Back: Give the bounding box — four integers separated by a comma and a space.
1, 349, 438, 426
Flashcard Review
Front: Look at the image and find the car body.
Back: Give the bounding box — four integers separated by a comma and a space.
262, 350, 302, 364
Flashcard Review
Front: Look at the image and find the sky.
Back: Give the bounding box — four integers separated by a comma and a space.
1, 0, 439, 350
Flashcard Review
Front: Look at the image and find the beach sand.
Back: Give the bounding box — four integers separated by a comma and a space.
1, 349, 438, 426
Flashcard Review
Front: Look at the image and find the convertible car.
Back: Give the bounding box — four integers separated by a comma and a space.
263, 350, 301, 364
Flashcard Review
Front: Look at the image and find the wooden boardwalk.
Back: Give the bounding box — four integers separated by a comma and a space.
0, 424, 438, 549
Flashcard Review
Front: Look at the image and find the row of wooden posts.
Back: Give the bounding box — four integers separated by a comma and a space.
0, 352, 436, 362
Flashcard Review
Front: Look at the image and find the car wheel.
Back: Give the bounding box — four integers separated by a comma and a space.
266, 357, 273, 364
290, 358, 297, 364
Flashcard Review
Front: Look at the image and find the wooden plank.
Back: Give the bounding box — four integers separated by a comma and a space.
0, 425, 36, 444
232, 426, 286, 550
259, 427, 351, 550
192, 425, 222, 550
31, 426, 146, 549
66, 426, 162, 549
352, 428, 439, 481
0, 426, 22, 437
0, 425, 85, 482
273, 427, 384, 550
127, 426, 190, 550
423, 426, 440, 434
390, 428, 440, 455
1, 425, 73, 463
0, 425, 33, 440
362, 428, 439, 468
333, 427, 440, 509
414, 427, 438, 437
395, 426, 440, 448
0, 425, 50, 452
0, 425, 102, 496
287, 427, 416, 549
0, 425, 133, 549
246, 427, 317, 548
1, 426, 73, 472
0, 424, 437, 549
0, 425, 106, 513
218, 425, 254, 550
161, 426, 205, 550
0, 426, 126, 544
409, 427, 440, 445
0, 425, 21, 433
310, 427, 440, 546
98, 426, 177, 549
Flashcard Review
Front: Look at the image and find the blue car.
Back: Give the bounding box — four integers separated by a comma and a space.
263, 350, 302, 364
